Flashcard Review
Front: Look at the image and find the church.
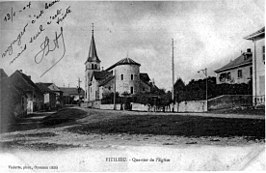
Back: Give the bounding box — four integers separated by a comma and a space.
85, 25, 152, 102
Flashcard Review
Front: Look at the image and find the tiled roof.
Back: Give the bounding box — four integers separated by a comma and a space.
60, 87, 85, 96
99, 75, 115, 86
215, 53, 252, 73
244, 27, 265, 40
93, 71, 112, 81
0, 68, 8, 79
36, 83, 53, 94
140, 73, 150, 83
9, 70, 41, 93
85, 34, 101, 63
105, 58, 140, 71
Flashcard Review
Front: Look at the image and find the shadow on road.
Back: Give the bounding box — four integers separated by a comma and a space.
3, 107, 88, 133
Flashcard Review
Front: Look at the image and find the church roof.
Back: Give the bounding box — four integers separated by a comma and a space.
140, 73, 150, 83
244, 27, 265, 40
105, 58, 140, 71
93, 71, 112, 81
85, 33, 101, 63
99, 75, 115, 86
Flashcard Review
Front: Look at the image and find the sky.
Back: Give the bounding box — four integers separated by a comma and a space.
0, 0, 264, 90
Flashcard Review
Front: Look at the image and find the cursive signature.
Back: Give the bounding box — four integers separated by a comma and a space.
34, 27, 66, 77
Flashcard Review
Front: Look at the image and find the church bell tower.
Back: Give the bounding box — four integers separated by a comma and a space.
85, 23, 101, 101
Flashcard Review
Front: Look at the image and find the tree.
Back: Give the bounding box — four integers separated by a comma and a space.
174, 78, 185, 102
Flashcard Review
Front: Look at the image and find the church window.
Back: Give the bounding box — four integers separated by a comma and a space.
131, 74, 134, 80
130, 86, 134, 94
121, 74, 123, 80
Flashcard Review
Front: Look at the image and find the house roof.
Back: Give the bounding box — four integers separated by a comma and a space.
8, 70, 41, 93
85, 33, 101, 63
244, 27, 265, 40
38, 82, 62, 92
60, 87, 85, 96
105, 58, 141, 71
215, 52, 252, 73
36, 83, 53, 94
0, 68, 8, 79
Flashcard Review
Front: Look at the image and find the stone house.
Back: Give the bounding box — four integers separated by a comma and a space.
36, 83, 57, 110
8, 70, 43, 113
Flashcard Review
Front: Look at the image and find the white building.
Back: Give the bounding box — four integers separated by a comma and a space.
244, 27, 265, 107
84, 26, 152, 102
215, 49, 252, 84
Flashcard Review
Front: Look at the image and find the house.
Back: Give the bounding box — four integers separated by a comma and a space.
215, 49, 252, 84
8, 70, 44, 113
84, 25, 152, 102
60, 87, 85, 104
36, 83, 57, 110
36, 83, 63, 108
244, 27, 265, 107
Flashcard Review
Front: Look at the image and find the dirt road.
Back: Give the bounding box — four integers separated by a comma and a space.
0, 107, 265, 171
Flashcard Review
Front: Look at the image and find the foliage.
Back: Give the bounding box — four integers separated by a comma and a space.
174, 76, 252, 102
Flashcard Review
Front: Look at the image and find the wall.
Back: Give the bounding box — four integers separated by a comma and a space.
208, 95, 252, 110
253, 37, 265, 106
131, 103, 149, 111
114, 65, 140, 95
89, 76, 99, 101
100, 104, 121, 110
177, 100, 207, 112
85, 61, 100, 101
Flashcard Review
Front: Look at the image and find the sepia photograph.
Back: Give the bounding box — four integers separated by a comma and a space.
0, 0, 265, 171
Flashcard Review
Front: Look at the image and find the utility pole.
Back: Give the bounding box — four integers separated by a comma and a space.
113, 69, 116, 110
78, 78, 82, 106
172, 38, 175, 112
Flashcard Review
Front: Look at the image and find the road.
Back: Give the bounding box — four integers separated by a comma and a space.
0, 106, 265, 171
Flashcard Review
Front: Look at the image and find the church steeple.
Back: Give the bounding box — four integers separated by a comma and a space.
86, 23, 101, 63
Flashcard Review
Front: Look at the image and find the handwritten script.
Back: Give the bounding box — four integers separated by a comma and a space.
1, 1, 72, 77
34, 27, 66, 77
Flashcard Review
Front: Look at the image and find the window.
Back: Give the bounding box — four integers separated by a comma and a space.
237, 70, 242, 78
130, 86, 134, 94
263, 46, 265, 64
131, 74, 134, 80
108, 86, 111, 90
250, 67, 252, 77
121, 74, 123, 80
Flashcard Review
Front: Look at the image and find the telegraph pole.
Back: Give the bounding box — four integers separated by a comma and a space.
172, 38, 175, 112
